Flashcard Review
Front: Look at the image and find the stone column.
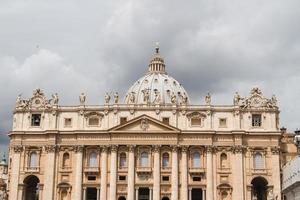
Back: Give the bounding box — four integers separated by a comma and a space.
188, 188, 192, 200
181, 146, 188, 200
83, 188, 87, 200
97, 187, 100, 200
127, 145, 135, 200
17, 184, 25, 200
100, 146, 108, 200
10, 146, 22, 200
271, 147, 281, 199
206, 146, 213, 200
171, 146, 178, 200
202, 189, 206, 200
150, 188, 153, 200
153, 145, 160, 200
232, 146, 245, 200
110, 145, 118, 200
135, 188, 139, 200
73, 146, 84, 200
43, 145, 56, 200
38, 183, 44, 200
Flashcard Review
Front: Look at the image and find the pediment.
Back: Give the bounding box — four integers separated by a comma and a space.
109, 115, 180, 133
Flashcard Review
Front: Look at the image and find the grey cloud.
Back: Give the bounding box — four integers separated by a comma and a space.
0, 0, 300, 151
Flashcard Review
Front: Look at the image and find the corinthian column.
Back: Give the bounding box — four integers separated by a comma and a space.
153, 145, 160, 200
10, 146, 22, 200
127, 145, 135, 200
171, 145, 178, 200
206, 146, 213, 200
232, 146, 244, 199
181, 146, 188, 200
271, 147, 281, 199
73, 146, 84, 200
100, 146, 108, 200
43, 145, 57, 200
109, 145, 118, 200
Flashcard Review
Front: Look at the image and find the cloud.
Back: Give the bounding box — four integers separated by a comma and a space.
0, 0, 300, 150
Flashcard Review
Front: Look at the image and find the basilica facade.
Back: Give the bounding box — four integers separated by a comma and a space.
7, 46, 292, 200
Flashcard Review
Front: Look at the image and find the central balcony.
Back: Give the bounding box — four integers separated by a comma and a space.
25, 167, 40, 173
136, 167, 152, 175
188, 167, 205, 175
84, 167, 100, 174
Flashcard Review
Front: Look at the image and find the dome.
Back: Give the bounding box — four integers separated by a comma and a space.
125, 45, 189, 105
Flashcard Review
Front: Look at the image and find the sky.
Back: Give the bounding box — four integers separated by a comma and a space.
0, 0, 300, 153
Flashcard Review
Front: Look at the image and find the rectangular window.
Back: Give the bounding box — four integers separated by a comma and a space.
64, 118, 72, 127
119, 176, 126, 181
191, 118, 201, 126
88, 117, 99, 126
162, 117, 169, 125
162, 176, 169, 182
193, 176, 201, 182
87, 176, 96, 181
219, 118, 227, 127
252, 114, 262, 127
31, 114, 41, 126
120, 117, 127, 125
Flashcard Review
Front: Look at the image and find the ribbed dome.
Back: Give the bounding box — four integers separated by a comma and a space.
125, 45, 189, 105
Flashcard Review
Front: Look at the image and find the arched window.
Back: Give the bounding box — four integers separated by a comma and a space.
119, 153, 127, 168
29, 152, 37, 168
89, 152, 98, 167
140, 152, 149, 167
192, 152, 201, 168
162, 152, 169, 168
220, 153, 228, 168
254, 152, 263, 169
62, 152, 70, 168
221, 191, 228, 200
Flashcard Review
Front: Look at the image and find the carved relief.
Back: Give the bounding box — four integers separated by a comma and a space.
140, 118, 149, 131
44, 145, 57, 153
13, 145, 23, 153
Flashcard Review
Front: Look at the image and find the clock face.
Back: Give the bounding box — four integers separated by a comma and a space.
32, 97, 43, 108
251, 97, 261, 107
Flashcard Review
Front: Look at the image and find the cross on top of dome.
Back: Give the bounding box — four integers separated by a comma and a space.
148, 43, 166, 74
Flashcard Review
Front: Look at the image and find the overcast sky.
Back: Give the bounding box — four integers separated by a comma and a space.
0, 0, 300, 153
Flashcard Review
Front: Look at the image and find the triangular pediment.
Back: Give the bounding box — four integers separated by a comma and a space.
109, 114, 180, 133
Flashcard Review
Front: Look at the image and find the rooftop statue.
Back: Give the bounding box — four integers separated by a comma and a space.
104, 92, 111, 104
205, 93, 211, 105
114, 92, 119, 104
79, 93, 86, 105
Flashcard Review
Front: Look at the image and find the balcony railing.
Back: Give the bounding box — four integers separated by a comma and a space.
84, 167, 100, 173
217, 167, 231, 173
189, 167, 205, 175
252, 168, 267, 175
161, 167, 171, 172
25, 167, 40, 173
136, 167, 152, 175
59, 167, 72, 172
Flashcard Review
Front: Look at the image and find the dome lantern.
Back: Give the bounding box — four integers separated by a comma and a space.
148, 43, 166, 74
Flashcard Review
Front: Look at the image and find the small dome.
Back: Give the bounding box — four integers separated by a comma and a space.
125, 45, 189, 105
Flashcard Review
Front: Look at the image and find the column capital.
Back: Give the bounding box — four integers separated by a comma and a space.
205, 145, 214, 153
13, 145, 23, 153
110, 145, 118, 152
271, 146, 280, 155
152, 145, 161, 153
181, 145, 189, 153
74, 145, 84, 153
44, 145, 57, 153
128, 145, 135, 152
171, 145, 179, 152
231, 145, 246, 154
101, 146, 109, 153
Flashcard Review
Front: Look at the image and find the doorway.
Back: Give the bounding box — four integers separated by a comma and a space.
24, 175, 40, 200
86, 187, 97, 200
251, 177, 268, 200
139, 187, 150, 200
191, 188, 203, 200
